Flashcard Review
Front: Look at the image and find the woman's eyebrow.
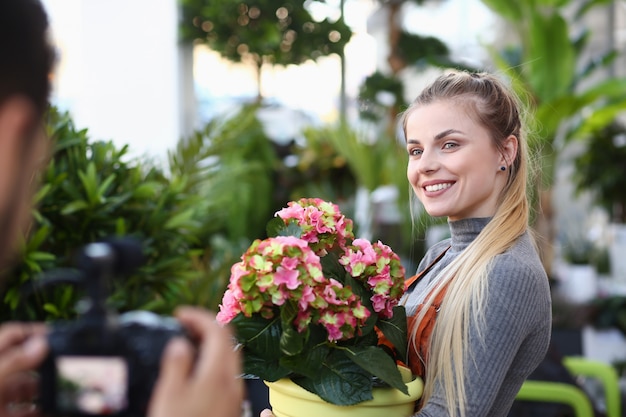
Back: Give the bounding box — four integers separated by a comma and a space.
407, 129, 465, 144
434, 129, 464, 140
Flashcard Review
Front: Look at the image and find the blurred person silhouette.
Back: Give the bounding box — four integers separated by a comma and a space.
0, 1, 243, 416
261, 71, 551, 417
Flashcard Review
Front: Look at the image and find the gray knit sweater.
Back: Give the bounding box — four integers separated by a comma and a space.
403, 218, 552, 417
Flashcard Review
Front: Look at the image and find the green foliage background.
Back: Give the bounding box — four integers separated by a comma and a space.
1, 103, 414, 322
2, 106, 278, 320
3, 108, 204, 320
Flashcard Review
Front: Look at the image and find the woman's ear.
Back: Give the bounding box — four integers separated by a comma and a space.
500, 134, 518, 167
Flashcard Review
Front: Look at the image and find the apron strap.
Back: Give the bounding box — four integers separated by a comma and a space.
405, 245, 451, 290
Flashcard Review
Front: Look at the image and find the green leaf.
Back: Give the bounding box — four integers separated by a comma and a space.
575, 0, 613, 19
3, 287, 20, 310
526, 11, 575, 102
115, 218, 127, 235
536, 78, 626, 140
163, 209, 195, 230
33, 183, 52, 204
243, 349, 291, 381
133, 181, 161, 199
280, 326, 305, 357
26, 225, 51, 250
377, 306, 408, 362
569, 101, 626, 139
320, 251, 348, 283
27, 251, 56, 262
294, 350, 374, 405
266, 218, 302, 238
96, 173, 116, 197
576, 50, 618, 84
280, 301, 304, 356
479, 0, 524, 21
345, 345, 408, 395
43, 303, 60, 316
266, 217, 285, 237
231, 314, 283, 362
78, 162, 100, 205
279, 331, 330, 378
536, 0, 571, 7
60, 200, 89, 215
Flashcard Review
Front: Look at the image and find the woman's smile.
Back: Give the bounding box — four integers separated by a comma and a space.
423, 181, 455, 193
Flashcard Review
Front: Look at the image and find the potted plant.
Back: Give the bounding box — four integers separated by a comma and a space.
217, 198, 422, 416
559, 238, 598, 304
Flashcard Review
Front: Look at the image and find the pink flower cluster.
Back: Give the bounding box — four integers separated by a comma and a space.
340, 239, 405, 318
217, 199, 406, 343
274, 198, 354, 255
217, 235, 370, 341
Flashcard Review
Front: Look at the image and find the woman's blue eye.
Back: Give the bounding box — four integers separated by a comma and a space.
443, 142, 458, 149
409, 148, 423, 156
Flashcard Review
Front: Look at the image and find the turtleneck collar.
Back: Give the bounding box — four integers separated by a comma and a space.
447, 217, 492, 254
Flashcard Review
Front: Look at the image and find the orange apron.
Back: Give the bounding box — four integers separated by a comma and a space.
380, 246, 450, 379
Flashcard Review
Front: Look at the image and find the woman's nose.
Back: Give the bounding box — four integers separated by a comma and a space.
417, 148, 439, 174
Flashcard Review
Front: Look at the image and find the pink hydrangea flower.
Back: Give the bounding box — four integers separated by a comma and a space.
275, 198, 355, 255
339, 240, 406, 319
217, 198, 406, 344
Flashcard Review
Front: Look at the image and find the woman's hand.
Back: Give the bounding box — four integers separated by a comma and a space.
149, 307, 244, 417
260, 409, 274, 417
0, 322, 48, 417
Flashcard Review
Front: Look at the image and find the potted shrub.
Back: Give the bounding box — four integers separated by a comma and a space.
559, 239, 598, 304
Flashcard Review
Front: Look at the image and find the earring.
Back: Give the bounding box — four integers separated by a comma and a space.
500, 166, 506, 171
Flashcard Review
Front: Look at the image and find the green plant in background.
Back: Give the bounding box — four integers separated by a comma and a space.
179, 0, 352, 101
3, 102, 381, 321
358, 71, 406, 124
169, 103, 280, 241
286, 131, 357, 208
3, 107, 206, 321
478, 0, 626, 273
562, 239, 595, 265
480, 0, 626, 185
573, 121, 626, 224
591, 296, 626, 338
167, 103, 285, 309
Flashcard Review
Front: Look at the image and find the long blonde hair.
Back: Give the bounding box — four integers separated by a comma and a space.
401, 71, 533, 417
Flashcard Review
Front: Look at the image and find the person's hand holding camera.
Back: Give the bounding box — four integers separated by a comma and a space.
149, 307, 243, 417
0, 323, 47, 417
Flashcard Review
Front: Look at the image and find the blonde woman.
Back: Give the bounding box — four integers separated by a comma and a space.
261, 71, 551, 417
401, 70, 551, 416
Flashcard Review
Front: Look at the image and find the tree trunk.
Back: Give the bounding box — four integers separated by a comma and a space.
534, 188, 555, 278
386, 2, 405, 75
385, 2, 405, 136
255, 57, 263, 103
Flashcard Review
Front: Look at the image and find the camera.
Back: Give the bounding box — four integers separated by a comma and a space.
38, 239, 189, 417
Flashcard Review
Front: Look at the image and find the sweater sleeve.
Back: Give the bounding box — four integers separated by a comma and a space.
414, 244, 552, 417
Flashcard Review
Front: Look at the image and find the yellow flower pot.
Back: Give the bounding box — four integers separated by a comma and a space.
264, 366, 423, 417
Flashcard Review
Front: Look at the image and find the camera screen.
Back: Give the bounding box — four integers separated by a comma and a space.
55, 356, 128, 415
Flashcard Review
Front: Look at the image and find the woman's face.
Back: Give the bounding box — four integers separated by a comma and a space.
405, 99, 512, 221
